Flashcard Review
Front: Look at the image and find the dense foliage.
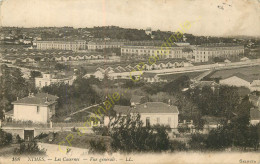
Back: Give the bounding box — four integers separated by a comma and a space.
0, 65, 35, 119
14, 141, 46, 155
109, 114, 171, 152
42, 77, 101, 117
0, 129, 12, 147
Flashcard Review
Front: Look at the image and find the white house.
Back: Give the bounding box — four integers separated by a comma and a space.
11, 93, 58, 123
104, 102, 179, 128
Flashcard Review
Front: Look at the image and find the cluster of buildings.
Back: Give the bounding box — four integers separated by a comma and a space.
85, 60, 193, 81
30, 39, 245, 64
1, 51, 106, 64
35, 72, 76, 88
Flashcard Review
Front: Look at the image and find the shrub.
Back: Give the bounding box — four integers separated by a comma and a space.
177, 125, 191, 134
88, 139, 107, 154
0, 129, 12, 147
170, 140, 187, 152
14, 141, 46, 155
92, 126, 109, 136
34, 133, 48, 140
188, 133, 207, 151
16, 135, 24, 144
110, 114, 171, 152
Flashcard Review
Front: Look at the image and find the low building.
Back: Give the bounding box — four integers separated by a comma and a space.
11, 93, 58, 123
35, 73, 76, 88
104, 102, 179, 128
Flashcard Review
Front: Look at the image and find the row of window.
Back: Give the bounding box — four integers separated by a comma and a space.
88, 45, 121, 49
122, 49, 182, 54
195, 50, 243, 55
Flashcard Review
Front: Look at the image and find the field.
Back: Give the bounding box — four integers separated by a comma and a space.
210, 65, 260, 79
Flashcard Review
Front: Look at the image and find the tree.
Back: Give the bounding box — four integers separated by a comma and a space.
30, 71, 41, 79
205, 125, 232, 150
188, 133, 207, 151
246, 124, 260, 151
163, 75, 190, 94
109, 114, 171, 152
193, 113, 205, 131
0, 129, 12, 147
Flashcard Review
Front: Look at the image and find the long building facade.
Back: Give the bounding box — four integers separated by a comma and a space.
121, 46, 188, 59
193, 44, 244, 62
121, 44, 244, 63
87, 41, 125, 51
33, 40, 86, 51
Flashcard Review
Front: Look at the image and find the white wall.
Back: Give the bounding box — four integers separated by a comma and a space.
14, 104, 50, 123
139, 113, 178, 128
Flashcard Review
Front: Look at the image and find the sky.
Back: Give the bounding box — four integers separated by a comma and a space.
0, 0, 259, 36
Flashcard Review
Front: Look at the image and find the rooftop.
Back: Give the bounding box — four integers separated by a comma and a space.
113, 102, 179, 115
133, 102, 179, 114
12, 93, 58, 106
223, 73, 254, 83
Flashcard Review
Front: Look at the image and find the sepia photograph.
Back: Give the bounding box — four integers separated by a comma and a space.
0, 0, 259, 163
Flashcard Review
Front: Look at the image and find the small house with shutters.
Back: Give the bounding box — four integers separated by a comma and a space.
11, 93, 58, 123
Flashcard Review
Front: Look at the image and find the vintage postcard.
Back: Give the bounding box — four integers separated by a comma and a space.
0, 0, 259, 163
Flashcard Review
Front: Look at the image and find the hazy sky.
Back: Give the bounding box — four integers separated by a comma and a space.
0, 0, 259, 36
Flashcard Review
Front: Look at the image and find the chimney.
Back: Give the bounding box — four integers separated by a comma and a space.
168, 99, 171, 106
45, 97, 48, 103
17, 97, 19, 100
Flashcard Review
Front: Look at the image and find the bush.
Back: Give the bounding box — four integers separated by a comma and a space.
170, 140, 187, 151
92, 126, 109, 136
14, 141, 46, 155
88, 139, 107, 154
0, 129, 12, 147
16, 135, 24, 144
110, 114, 171, 152
177, 125, 191, 134
188, 133, 207, 151
34, 133, 48, 140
